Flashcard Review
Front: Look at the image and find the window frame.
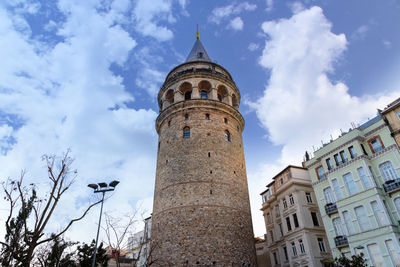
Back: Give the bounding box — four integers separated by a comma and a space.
332, 178, 343, 200
289, 194, 294, 205
224, 130, 231, 142
291, 242, 297, 256
326, 158, 333, 170
183, 127, 190, 139
305, 192, 313, 203
317, 238, 326, 252
315, 165, 326, 180
343, 172, 358, 196
379, 161, 397, 181
311, 212, 319, 226
354, 206, 371, 231
357, 167, 372, 190
368, 135, 384, 153
286, 217, 292, 231
293, 213, 299, 228
349, 146, 357, 159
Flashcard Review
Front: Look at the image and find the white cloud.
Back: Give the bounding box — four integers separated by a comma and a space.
0, 0, 158, 243
133, 0, 175, 41
383, 39, 392, 48
351, 24, 369, 41
228, 16, 244, 31
249, 6, 399, 168
248, 42, 260, 51
209, 2, 256, 24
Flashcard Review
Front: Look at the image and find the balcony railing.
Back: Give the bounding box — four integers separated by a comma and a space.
325, 202, 338, 216
383, 179, 400, 194
334, 235, 349, 248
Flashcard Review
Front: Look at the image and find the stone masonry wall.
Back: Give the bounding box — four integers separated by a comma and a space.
151, 99, 257, 266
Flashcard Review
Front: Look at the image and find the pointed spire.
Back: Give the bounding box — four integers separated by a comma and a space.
186, 25, 211, 62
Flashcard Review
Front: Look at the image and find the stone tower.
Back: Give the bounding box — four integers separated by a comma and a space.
151, 33, 257, 266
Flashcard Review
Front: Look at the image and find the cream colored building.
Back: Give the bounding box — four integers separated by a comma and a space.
260, 166, 333, 267
381, 97, 400, 147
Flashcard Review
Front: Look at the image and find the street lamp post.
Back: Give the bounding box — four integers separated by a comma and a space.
88, 180, 119, 267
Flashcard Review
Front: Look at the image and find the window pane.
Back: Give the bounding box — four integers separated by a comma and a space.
324, 187, 335, 203
386, 239, 400, 266
332, 179, 343, 200
371, 201, 388, 226
343, 173, 358, 195
355, 206, 371, 231
340, 151, 348, 163
200, 90, 208, 99
342, 211, 356, 235
332, 217, 344, 236
317, 238, 326, 252
349, 146, 357, 159
367, 243, 384, 267
316, 166, 325, 179
370, 137, 383, 153
326, 158, 333, 170
380, 161, 397, 181
395, 198, 400, 213
311, 212, 319, 226
183, 128, 190, 138
357, 167, 371, 189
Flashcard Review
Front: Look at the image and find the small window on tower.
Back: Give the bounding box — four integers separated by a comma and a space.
224, 118, 228, 124
198, 52, 203, 58
205, 114, 210, 120
185, 114, 189, 120
200, 90, 208, 99
225, 130, 231, 142
183, 127, 190, 138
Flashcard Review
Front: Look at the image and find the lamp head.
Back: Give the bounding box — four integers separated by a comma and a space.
88, 184, 98, 190
98, 182, 108, 188
109, 180, 120, 187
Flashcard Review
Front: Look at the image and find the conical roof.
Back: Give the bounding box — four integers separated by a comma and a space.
185, 39, 211, 62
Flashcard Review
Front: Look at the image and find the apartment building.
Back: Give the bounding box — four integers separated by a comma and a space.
303, 114, 400, 266
260, 165, 333, 267
381, 97, 400, 147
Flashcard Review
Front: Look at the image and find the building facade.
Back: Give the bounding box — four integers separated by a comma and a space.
150, 34, 257, 266
303, 114, 400, 266
381, 97, 400, 147
260, 166, 333, 267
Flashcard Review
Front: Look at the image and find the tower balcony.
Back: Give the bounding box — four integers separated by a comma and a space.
334, 235, 349, 248
325, 202, 338, 216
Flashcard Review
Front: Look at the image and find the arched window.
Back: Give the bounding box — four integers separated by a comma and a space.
380, 161, 397, 181
198, 80, 211, 100
179, 82, 192, 101
185, 91, 191, 100
183, 127, 190, 138
165, 89, 174, 104
217, 85, 228, 102
224, 130, 231, 142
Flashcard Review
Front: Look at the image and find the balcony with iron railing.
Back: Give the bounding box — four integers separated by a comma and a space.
325, 202, 338, 216
334, 235, 349, 248
383, 179, 400, 194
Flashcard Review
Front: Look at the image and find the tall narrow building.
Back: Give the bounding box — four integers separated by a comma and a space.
150, 33, 257, 266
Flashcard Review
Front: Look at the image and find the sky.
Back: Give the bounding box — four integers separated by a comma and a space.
0, 0, 399, 244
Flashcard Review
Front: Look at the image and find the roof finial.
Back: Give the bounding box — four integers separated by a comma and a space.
196, 24, 199, 40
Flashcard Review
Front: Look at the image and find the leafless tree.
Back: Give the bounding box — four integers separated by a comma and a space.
0, 150, 102, 266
